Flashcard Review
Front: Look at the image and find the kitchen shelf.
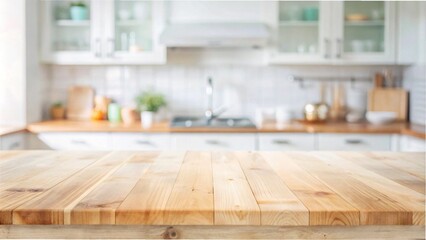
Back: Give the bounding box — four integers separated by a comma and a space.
55, 20, 90, 27
279, 21, 318, 27
344, 20, 385, 27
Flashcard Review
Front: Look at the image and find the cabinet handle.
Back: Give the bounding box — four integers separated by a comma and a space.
205, 140, 221, 145
336, 38, 342, 58
94, 38, 102, 58
273, 139, 290, 145
71, 140, 88, 145
107, 38, 115, 58
8, 142, 20, 150
136, 140, 154, 146
345, 139, 362, 144
323, 38, 330, 59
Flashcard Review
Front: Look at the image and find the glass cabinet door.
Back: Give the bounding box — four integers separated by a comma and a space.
104, 0, 165, 64
269, 1, 330, 63
41, 0, 99, 63
334, 1, 395, 62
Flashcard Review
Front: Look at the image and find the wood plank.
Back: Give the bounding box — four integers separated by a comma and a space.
285, 152, 413, 225
316, 152, 425, 225
0, 151, 54, 180
211, 152, 260, 225
0, 151, 28, 161
0, 152, 105, 189
261, 152, 359, 226
336, 152, 425, 194
365, 152, 425, 180
163, 151, 214, 225
115, 152, 186, 225
70, 153, 158, 224
0, 152, 108, 224
1, 225, 423, 239
12, 152, 135, 224
235, 152, 308, 226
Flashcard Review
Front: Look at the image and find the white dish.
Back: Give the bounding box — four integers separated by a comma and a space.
366, 111, 397, 125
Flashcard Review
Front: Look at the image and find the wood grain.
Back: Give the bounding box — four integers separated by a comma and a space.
70, 153, 156, 224
0, 152, 107, 224
287, 152, 414, 225
212, 152, 260, 225
115, 152, 185, 224
1, 225, 424, 239
261, 152, 360, 226
163, 151, 214, 225
235, 152, 308, 225
0, 151, 424, 228
13, 152, 135, 224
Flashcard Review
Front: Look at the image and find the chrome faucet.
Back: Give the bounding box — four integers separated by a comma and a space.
205, 77, 226, 122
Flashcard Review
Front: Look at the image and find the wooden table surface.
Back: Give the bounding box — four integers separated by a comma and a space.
0, 151, 424, 227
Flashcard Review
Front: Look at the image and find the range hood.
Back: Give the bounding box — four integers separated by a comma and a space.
159, 22, 270, 48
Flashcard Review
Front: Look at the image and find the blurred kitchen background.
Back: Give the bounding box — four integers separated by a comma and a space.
0, 0, 424, 151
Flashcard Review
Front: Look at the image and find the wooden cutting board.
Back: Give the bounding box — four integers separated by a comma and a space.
66, 86, 94, 120
368, 88, 408, 120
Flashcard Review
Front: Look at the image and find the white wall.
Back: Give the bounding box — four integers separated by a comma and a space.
0, 0, 26, 125
402, 2, 426, 125
42, 65, 401, 120
0, 0, 41, 126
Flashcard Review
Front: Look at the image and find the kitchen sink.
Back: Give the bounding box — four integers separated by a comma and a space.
170, 116, 256, 128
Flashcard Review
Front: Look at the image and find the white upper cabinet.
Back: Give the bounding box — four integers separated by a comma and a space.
268, 1, 396, 65
41, 0, 166, 65
331, 1, 396, 64
40, 0, 101, 64
268, 1, 332, 64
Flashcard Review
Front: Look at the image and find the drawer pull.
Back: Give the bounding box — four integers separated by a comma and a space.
205, 140, 222, 145
136, 140, 154, 146
8, 142, 20, 150
345, 139, 363, 144
273, 140, 290, 145
71, 140, 88, 145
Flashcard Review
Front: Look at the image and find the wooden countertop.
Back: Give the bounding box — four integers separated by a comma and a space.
0, 151, 424, 226
26, 120, 426, 139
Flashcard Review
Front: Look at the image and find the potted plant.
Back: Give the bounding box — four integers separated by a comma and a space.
50, 102, 65, 120
135, 91, 166, 129
70, 1, 88, 21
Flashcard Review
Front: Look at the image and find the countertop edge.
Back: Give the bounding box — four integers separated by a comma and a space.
24, 121, 426, 140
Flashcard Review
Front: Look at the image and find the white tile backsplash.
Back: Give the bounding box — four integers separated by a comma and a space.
42, 65, 402, 120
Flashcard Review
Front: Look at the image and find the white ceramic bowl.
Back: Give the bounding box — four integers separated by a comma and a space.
366, 111, 397, 125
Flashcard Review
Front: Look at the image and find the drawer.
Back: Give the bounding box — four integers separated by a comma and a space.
111, 133, 170, 150
317, 134, 391, 151
399, 135, 426, 152
171, 133, 256, 150
38, 133, 110, 150
258, 133, 315, 151
1, 133, 26, 150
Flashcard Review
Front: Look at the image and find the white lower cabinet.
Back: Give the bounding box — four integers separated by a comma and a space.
258, 133, 315, 151
33, 132, 414, 151
38, 133, 110, 150
171, 133, 256, 151
0, 133, 26, 150
111, 133, 170, 150
399, 135, 426, 152
317, 133, 392, 151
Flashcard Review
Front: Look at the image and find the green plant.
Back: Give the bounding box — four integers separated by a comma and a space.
52, 101, 63, 108
135, 91, 166, 113
70, 1, 86, 7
